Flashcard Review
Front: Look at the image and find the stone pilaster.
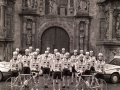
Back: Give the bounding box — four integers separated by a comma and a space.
84, 20, 89, 52
108, 9, 113, 40
76, 20, 80, 50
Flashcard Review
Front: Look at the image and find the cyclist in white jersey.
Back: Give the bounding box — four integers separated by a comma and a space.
62, 52, 72, 89
10, 52, 20, 77
89, 51, 96, 61
70, 50, 79, 84
30, 52, 40, 84
80, 50, 84, 55
21, 49, 31, 74
52, 49, 58, 60
52, 52, 62, 90
29, 46, 34, 58
84, 52, 91, 65
41, 51, 52, 88
16, 48, 22, 60
46, 47, 53, 57
60, 48, 66, 60
95, 53, 105, 79
15, 48, 22, 73
36, 48, 41, 59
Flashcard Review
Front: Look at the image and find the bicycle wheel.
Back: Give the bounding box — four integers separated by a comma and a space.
75, 79, 93, 90
5, 77, 23, 90
5, 77, 13, 90
97, 79, 107, 90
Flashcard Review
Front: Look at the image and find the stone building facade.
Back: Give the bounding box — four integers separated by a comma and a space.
0, 0, 120, 62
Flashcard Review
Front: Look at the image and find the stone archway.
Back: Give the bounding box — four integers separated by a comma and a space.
38, 21, 73, 53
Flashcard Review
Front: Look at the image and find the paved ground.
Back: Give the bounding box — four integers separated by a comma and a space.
0, 77, 120, 90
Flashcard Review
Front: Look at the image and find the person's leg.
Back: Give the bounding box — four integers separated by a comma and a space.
53, 79, 56, 90
32, 72, 36, 84
53, 72, 57, 90
67, 76, 70, 88
71, 66, 74, 83
45, 68, 50, 87
42, 68, 47, 87
62, 69, 66, 88
67, 70, 71, 88
58, 79, 61, 90
58, 72, 62, 90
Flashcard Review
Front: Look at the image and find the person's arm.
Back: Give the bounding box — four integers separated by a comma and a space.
75, 62, 78, 72
29, 59, 32, 70
69, 61, 72, 72
10, 60, 13, 71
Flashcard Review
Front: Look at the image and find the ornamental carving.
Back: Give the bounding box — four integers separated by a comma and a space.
49, 0, 58, 15
76, 0, 89, 15
105, 11, 109, 39
116, 14, 120, 38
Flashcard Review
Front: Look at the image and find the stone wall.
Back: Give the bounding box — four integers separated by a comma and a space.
13, 0, 22, 51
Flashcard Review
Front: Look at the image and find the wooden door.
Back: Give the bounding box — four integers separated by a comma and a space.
41, 26, 70, 54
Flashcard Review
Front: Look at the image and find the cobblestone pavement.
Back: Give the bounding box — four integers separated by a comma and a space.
0, 77, 120, 90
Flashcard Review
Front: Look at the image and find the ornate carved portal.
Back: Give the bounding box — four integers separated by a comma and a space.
38, 21, 73, 52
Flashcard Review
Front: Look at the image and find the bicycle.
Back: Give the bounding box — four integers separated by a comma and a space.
75, 73, 107, 90
5, 74, 35, 90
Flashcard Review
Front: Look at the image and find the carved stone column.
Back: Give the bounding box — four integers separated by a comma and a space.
84, 20, 89, 52
79, 21, 85, 50
23, 18, 27, 34
32, 21, 35, 34
0, 3, 5, 27
76, 20, 80, 50
108, 9, 113, 40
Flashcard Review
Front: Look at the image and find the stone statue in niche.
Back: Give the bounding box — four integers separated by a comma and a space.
79, 22, 85, 49
78, 0, 87, 11
39, 0, 44, 12
27, 0, 38, 9
23, 0, 28, 7
116, 14, 120, 37
26, 20, 32, 45
49, 0, 58, 15
34, 0, 38, 9
26, 30, 32, 45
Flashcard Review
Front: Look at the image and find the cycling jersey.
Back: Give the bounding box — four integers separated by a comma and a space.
60, 53, 66, 59
10, 59, 20, 71
22, 55, 31, 67
30, 58, 40, 71
52, 59, 62, 72
62, 58, 72, 71
41, 56, 51, 68
71, 55, 79, 66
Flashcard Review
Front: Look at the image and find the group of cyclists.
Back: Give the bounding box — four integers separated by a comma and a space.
10, 46, 106, 90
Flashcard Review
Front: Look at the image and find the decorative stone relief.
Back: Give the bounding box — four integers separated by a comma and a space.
26, 29, 32, 45
116, 14, 120, 38
79, 22, 85, 49
39, 0, 44, 13
89, 0, 97, 16
49, 0, 58, 15
105, 11, 109, 39
76, 0, 89, 15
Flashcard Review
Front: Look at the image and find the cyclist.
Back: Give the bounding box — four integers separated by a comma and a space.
62, 52, 72, 89
52, 52, 62, 90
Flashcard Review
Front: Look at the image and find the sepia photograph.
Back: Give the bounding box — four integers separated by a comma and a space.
0, 0, 120, 90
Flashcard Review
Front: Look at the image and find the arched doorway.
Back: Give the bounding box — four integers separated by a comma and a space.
41, 26, 70, 53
